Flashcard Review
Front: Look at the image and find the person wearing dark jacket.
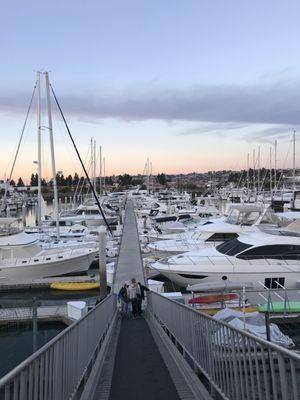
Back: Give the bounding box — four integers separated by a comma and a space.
118, 281, 130, 316
137, 282, 149, 315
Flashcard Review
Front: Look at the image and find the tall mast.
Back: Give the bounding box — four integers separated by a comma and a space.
103, 156, 106, 193
99, 145, 102, 196
147, 157, 150, 194
45, 72, 60, 239
293, 130, 296, 191
36, 71, 42, 231
274, 140, 277, 191
90, 138, 93, 191
246, 153, 249, 200
150, 161, 153, 193
93, 139, 97, 193
269, 147, 272, 196
253, 149, 256, 193
257, 146, 260, 193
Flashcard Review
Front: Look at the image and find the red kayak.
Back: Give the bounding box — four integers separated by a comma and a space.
188, 293, 238, 305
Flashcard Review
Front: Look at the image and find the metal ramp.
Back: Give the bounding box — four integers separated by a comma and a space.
112, 200, 146, 294
87, 200, 207, 400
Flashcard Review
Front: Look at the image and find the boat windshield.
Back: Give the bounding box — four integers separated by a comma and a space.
216, 239, 252, 256
226, 209, 260, 226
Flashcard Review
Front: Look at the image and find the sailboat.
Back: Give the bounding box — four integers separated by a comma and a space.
0, 72, 98, 283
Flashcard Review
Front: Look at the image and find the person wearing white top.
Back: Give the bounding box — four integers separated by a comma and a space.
127, 278, 141, 318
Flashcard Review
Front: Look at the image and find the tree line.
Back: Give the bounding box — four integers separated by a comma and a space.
9, 172, 169, 189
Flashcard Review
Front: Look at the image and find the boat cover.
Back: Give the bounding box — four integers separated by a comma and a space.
212, 308, 294, 348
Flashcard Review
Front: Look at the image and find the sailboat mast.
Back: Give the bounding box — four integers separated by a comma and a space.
90, 138, 93, 191
150, 161, 153, 193
253, 149, 256, 194
99, 145, 102, 196
45, 71, 60, 239
293, 130, 296, 191
246, 153, 249, 200
103, 156, 106, 192
36, 71, 42, 231
257, 146, 260, 193
269, 147, 272, 197
274, 140, 277, 191
93, 139, 96, 193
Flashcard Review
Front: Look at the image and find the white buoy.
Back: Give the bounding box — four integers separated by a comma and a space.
99, 226, 107, 300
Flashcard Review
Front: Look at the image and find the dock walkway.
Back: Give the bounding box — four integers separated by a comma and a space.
92, 200, 203, 400
113, 200, 145, 294
108, 318, 180, 400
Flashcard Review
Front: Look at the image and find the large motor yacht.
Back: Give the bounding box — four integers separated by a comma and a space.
150, 230, 300, 289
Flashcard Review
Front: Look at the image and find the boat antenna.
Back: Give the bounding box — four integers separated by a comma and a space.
49, 84, 113, 236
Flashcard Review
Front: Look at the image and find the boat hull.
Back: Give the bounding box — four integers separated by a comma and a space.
0, 250, 97, 284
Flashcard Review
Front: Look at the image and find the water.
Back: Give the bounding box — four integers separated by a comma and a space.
0, 321, 65, 378
13, 200, 75, 227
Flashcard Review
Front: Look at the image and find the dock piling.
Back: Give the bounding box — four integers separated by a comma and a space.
99, 226, 107, 300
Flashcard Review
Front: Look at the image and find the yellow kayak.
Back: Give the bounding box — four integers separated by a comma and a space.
50, 282, 100, 291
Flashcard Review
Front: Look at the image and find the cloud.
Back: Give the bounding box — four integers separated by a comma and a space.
178, 122, 298, 143
1, 80, 300, 134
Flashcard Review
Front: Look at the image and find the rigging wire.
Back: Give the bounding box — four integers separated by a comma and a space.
3, 82, 37, 206
8, 82, 37, 183
49, 83, 112, 235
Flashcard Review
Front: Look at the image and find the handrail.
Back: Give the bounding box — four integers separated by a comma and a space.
148, 291, 300, 400
149, 291, 300, 359
0, 294, 117, 400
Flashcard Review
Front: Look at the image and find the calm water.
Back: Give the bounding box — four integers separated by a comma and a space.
0, 321, 66, 378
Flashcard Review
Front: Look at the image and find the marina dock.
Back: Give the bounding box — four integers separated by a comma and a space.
99, 200, 206, 400
113, 200, 146, 293
1, 200, 300, 400
0, 305, 72, 326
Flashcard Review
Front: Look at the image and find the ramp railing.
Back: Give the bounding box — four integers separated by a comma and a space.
147, 291, 300, 400
0, 294, 117, 400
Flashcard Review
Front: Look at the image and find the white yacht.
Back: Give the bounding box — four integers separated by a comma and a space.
0, 220, 97, 283
147, 203, 275, 257
59, 204, 118, 227
150, 230, 300, 289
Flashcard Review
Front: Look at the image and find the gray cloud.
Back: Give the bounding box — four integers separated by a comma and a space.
179, 122, 298, 143
1, 80, 300, 130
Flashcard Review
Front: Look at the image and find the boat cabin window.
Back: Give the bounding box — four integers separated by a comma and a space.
152, 202, 160, 209
264, 277, 285, 289
178, 274, 208, 279
216, 239, 251, 256
206, 232, 238, 242
198, 213, 213, 218
178, 214, 191, 220
87, 210, 100, 215
237, 244, 300, 260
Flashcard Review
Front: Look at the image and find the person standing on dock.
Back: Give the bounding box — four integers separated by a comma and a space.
128, 278, 141, 318
137, 282, 149, 316
118, 281, 130, 316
